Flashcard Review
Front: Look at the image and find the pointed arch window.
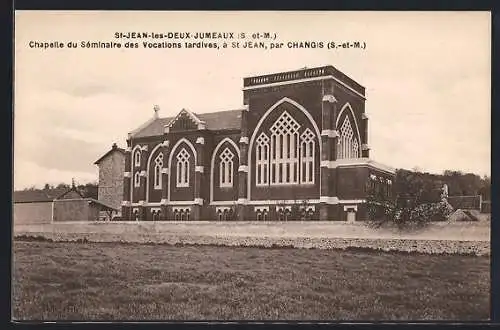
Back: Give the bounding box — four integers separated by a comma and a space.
153, 153, 163, 189
337, 116, 360, 159
219, 148, 235, 188
176, 148, 190, 187
300, 128, 315, 184
134, 149, 141, 167
255, 111, 318, 186
255, 133, 270, 186
134, 171, 140, 187
270, 111, 300, 185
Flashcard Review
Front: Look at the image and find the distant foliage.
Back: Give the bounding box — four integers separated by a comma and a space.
77, 183, 98, 199
396, 169, 490, 202
22, 181, 98, 199
365, 168, 482, 229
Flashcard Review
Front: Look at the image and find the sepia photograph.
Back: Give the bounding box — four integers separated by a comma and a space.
13, 11, 491, 321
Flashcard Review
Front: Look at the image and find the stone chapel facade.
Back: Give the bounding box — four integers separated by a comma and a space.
121, 65, 395, 221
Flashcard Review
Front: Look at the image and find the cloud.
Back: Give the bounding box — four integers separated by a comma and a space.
14, 159, 97, 190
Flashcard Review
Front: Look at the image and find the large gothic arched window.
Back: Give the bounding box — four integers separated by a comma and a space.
219, 148, 234, 188
270, 111, 300, 185
255, 110, 316, 186
176, 148, 190, 187
337, 116, 360, 159
153, 153, 163, 189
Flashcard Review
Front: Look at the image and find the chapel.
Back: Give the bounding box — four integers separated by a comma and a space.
121, 65, 395, 221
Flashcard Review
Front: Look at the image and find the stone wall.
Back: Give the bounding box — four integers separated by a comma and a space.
14, 231, 489, 257
14, 221, 490, 256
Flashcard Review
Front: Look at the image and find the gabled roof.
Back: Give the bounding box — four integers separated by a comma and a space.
55, 186, 85, 200
13, 187, 70, 203
197, 110, 243, 131
132, 117, 173, 138
46, 188, 68, 199
94, 144, 125, 165
130, 109, 244, 139
165, 109, 205, 131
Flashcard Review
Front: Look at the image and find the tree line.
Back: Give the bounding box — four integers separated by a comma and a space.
21, 182, 99, 200
394, 169, 490, 203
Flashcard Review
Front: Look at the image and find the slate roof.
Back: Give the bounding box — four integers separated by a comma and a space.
13, 190, 53, 203
13, 190, 119, 212
132, 109, 244, 138
133, 117, 173, 138
197, 110, 243, 130
13, 187, 83, 203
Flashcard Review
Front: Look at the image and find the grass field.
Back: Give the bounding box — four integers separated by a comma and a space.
12, 240, 490, 321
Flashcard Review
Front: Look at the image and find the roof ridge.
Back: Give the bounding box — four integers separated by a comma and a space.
165, 109, 204, 131
132, 108, 243, 138
94, 146, 126, 165
129, 115, 158, 138
157, 109, 243, 120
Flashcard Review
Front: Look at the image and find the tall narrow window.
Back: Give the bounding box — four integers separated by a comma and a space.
153, 153, 163, 189
219, 147, 235, 188
300, 128, 315, 184
270, 111, 300, 185
353, 139, 359, 158
337, 116, 360, 159
134, 171, 140, 187
134, 150, 141, 167
176, 148, 190, 187
255, 133, 270, 186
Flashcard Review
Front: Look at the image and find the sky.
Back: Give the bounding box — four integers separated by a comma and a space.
14, 11, 491, 190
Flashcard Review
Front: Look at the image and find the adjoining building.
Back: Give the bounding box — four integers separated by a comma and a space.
13, 190, 57, 225
121, 65, 396, 221
94, 143, 126, 220
13, 186, 118, 225
52, 186, 118, 222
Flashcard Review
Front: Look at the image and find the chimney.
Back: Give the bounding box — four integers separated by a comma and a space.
153, 104, 160, 119
112, 143, 117, 150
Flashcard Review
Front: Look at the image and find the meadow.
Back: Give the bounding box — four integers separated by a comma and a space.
12, 240, 490, 321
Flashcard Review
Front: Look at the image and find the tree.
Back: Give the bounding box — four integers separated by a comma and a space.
366, 169, 454, 230
56, 183, 70, 190
77, 182, 98, 199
